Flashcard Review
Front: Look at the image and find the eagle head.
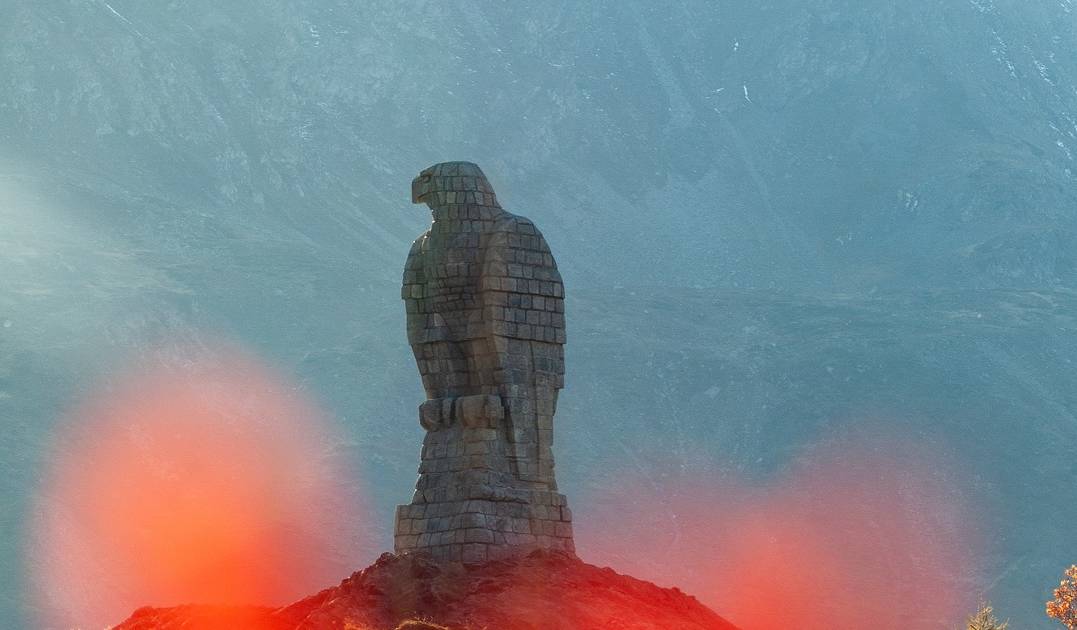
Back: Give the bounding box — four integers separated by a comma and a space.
411, 161, 495, 207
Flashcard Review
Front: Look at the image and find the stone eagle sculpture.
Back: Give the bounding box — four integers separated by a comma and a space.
394, 161, 574, 563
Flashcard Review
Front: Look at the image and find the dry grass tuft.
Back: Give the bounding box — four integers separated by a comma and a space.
964, 602, 1008, 630
393, 620, 453, 630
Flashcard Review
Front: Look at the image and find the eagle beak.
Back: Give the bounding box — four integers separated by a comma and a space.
411, 176, 423, 204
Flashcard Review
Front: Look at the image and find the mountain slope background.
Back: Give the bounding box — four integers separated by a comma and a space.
3, 1, 1077, 627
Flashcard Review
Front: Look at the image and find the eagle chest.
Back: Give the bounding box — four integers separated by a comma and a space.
404, 231, 488, 342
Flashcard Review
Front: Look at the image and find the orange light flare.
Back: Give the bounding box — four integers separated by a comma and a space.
28, 345, 370, 629
576, 425, 983, 630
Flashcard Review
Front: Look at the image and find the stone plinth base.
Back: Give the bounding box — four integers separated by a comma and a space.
394, 492, 574, 564
394, 392, 574, 563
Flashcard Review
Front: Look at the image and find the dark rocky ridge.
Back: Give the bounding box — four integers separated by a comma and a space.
113, 550, 739, 630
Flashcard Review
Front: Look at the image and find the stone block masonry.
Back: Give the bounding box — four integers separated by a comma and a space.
395, 161, 573, 563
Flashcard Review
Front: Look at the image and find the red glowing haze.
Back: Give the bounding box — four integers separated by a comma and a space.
29, 346, 369, 628
29, 345, 979, 630
578, 427, 980, 630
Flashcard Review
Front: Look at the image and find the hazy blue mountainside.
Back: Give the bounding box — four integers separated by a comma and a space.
3, 0, 1077, 627
7, 0, 1077, 290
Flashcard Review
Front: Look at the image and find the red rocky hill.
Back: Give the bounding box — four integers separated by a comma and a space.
114, 550, 739, 630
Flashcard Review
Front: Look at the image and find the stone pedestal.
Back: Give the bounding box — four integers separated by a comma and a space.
394, 394, 574, 563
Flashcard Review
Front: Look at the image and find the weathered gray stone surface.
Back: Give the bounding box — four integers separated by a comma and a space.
394, 161, 573, 563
